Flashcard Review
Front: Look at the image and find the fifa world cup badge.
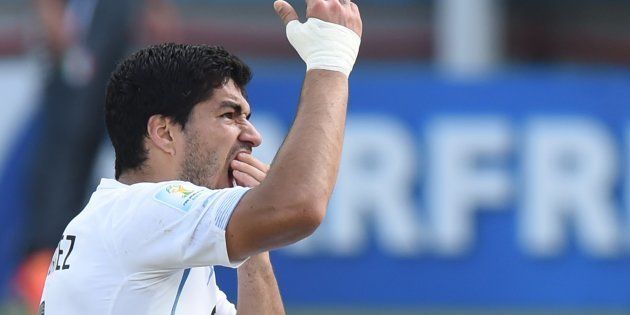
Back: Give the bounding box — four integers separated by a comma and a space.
154, 183, 205, 212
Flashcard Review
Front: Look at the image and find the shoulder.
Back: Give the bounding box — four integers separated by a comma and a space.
150, 181, 210, 213
109, 180, 208, 212
111, 180, 249, 225
102, 180, 207, 229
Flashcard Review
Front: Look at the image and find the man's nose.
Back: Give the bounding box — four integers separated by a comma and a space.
239, 120, 262, 147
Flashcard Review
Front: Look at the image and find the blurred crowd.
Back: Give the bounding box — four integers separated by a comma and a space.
13, 1, 181, 313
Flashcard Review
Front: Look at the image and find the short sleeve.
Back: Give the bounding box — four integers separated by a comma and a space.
108, 181, 250, 272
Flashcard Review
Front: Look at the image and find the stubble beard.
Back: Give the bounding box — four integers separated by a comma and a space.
179, 131, 220, 189
179, 129, 251, 189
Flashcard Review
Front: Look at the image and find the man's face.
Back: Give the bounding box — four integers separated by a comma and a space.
178, 79, 262, 189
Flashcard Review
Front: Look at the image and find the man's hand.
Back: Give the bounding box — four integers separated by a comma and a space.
274, 0, 362, 77
231, 154, 269, 188
274, 0, 362, 37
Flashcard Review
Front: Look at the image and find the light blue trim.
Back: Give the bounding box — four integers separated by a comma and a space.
170, 268, 191, 315
214, 188, 249, 230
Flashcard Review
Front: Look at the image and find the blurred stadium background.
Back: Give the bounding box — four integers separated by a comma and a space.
1, 0, 630, 314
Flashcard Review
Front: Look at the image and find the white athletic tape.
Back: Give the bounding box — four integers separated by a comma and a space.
286, 18, 361, 77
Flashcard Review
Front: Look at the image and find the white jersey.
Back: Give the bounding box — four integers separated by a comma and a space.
40, 178, 250, 315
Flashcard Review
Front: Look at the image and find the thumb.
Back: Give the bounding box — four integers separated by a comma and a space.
274, 0, 299, 25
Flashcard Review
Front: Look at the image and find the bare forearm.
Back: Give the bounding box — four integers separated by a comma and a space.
223, 1, 361, 261
236, 252, 284, 315
261, 70, 348, 212
228, 70, 348, 257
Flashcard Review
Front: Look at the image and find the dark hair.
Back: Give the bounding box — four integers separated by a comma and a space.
105, 43, 252, 179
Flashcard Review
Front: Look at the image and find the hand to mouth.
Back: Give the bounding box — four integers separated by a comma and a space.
229, 153, 270, 188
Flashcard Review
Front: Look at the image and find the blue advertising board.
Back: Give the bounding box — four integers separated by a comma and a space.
216, 64, 630, 308
1, 63, 629, 307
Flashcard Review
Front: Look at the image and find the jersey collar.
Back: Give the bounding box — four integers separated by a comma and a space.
97, 178, 128, 190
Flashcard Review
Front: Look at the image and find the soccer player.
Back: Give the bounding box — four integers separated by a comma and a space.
39, 0, 362, 314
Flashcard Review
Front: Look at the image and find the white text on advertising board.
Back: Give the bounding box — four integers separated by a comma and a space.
252, 114, 629, 259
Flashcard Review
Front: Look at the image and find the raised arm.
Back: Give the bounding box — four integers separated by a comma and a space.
226, 0, 362, 261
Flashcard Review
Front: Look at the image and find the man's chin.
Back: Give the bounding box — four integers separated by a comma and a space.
216, 173, 235, 189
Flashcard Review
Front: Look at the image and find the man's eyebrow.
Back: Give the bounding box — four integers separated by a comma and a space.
219, 101, 251, 119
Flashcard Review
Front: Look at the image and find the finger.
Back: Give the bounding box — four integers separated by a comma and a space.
350, 2, 359, 13
233, 170, 260, 188
274, 0, 299, 25
236, 153, 269, 173
350, 2, 362, 37
231, 159, 267, 183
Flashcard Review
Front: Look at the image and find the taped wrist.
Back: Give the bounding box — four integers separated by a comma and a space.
286, 18, 361, 77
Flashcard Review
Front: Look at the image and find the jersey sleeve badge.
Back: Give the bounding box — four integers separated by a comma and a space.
154, 183, 206, 212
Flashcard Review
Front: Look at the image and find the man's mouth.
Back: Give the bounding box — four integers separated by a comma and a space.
225, 147, 251, 188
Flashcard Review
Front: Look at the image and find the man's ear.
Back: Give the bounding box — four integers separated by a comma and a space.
147, 115, 178, 156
